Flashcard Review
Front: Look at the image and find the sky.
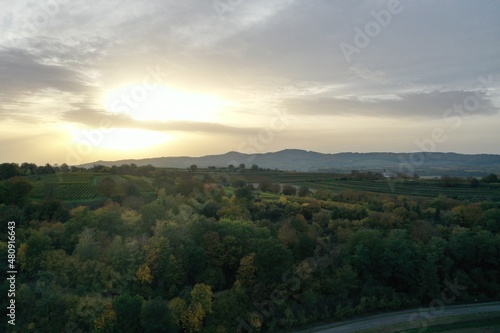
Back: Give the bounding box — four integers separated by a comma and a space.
1, 0, 499, 165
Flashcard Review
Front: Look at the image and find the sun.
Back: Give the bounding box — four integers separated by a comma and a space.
68, 126, 172, 151
103, 85, 232, 122
97, 129, 172, 150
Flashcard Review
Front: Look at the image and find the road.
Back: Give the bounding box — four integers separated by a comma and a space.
295, 302, 500, 333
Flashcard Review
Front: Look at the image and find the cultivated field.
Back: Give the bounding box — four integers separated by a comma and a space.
26, 169, 500, 203
241, 171, 500, 201
29, 172, 156, 202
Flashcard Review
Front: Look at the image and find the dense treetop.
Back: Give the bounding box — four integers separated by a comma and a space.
1, 163, 499, 332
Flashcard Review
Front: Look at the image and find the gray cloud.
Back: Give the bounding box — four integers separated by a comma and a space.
1, 0, 500, 161
0, 48, 91, 97
63, 109, 258, 135
284, 91, 499, 118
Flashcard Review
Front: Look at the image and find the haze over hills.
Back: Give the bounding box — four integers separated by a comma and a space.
79, 149, 500, 176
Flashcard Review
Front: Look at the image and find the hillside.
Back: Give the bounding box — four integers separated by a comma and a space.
79, 150, 500, 176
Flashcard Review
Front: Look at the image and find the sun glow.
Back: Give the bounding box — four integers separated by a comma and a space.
69, 126, 172, 151
103, 85, 232, 122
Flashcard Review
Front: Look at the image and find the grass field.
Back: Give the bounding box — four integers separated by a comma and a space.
393, 313, 500, 333
26, 169, 500, 203
295, 308, 500, 333
241, 171, 500, 201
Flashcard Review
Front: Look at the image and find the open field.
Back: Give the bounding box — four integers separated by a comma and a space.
122, 175, 156, 192
29, 172, 156, 202
24, 169, 500, 202
239, 170, 500, 201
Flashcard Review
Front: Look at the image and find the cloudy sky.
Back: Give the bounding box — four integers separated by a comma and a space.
1, 0, 499, 165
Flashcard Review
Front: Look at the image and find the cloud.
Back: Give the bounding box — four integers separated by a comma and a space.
62, 109, 258, 135
0, 48, 91, 97
1, 0, 500, 162
284, 91, 499, 118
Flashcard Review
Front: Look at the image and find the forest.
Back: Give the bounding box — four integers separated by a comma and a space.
1, 162, 500, 332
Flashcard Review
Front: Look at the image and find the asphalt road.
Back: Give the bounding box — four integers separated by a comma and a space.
296, 302, 500, 333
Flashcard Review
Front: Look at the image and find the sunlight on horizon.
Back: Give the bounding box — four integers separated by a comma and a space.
102, 85, 234, 122
69, 126, 172, 151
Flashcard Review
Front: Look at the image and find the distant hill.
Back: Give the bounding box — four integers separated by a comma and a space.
79, 149, 500, 176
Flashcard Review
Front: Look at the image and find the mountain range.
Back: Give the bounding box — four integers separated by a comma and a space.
79, 150, 500, 176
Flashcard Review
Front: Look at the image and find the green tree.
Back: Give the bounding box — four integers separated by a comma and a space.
203, 232, 225, 268
113, 294, 144, 333
298, 186, 311, 197
482, 208, 500, 232
344, 229, 384, 282
96, 176, 117, 197
17, 280, 71, 332
258, 179, 273, 192
0, 177, 33, 205
204, 287, 250, 332
191, 283, 213, 315
147, 237, 185, 297
282, 184, 297, 196
250, 238, 293, 283
482, 173, 498, 183
168, 297, 187, 328
467, 177, 480, 188
201, 199, 220, 218
106, 236, 133, 274
74, 228, 100, 261
0, 162, 19, 179
72, 294, 108, 332
18, 232, 53, 277
139, 201, 167, 233
235, 186, 254, 201
141, 297, 179, 333
378, 230, 416, 292
182, 303, 205, 333
236, 253, 257, 288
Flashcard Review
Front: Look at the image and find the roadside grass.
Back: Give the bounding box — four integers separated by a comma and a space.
293, 303, 500, 333
365, 313, 500, 333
